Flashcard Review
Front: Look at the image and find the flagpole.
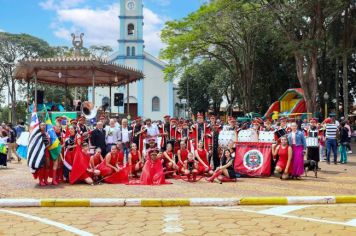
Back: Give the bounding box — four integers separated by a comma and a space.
34, 70, 38, 111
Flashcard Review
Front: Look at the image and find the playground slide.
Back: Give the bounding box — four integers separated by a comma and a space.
264, 101, 279, 118
289, 99, 306, 117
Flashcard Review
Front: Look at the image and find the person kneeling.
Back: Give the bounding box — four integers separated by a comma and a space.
272, 136, 292, 180
207, 149, 236, 183
88, 147, 103, 182
183, 152, 198, 182
69, 143, 97, 185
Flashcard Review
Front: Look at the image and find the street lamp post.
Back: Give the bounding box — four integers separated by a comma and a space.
323, 92, 329, 119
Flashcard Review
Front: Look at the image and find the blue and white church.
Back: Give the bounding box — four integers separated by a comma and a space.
92, 0, 175, 120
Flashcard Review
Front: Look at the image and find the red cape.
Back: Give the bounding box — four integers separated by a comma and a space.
69, 148, 90, 184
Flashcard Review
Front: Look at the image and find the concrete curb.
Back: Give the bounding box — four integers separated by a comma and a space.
0, 196, 356, 207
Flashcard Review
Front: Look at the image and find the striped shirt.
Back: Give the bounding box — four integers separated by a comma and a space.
325, 124, 338, 139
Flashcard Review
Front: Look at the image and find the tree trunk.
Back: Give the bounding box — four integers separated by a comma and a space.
11, 77, 16, 123
295, 53, 318, 116
342, 5, 349, 119
335, 57, 339, 119
342, 52, 348, 119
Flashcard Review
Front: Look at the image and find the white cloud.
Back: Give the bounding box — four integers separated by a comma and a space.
41, 2, 166, 56
0, 29, 4, 32
39, 0, 86, 11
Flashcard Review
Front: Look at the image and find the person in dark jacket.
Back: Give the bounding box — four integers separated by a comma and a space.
90, 121, 107, 157
339, 122, 349, 164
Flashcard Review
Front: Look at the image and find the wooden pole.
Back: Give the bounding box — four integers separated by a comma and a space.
109, 85, 112, 117
127, 80, 130, 117
92, 69, 95, 104
34, 70, 37, 111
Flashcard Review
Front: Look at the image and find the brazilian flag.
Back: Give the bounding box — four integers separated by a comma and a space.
44, 110, 62, 160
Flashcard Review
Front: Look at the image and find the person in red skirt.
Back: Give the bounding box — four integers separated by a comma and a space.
194, 140, 213, 175
69, 143, 97, 185
272, 136, 292, 180
207, 149, 236, 183
177, 141, 189, 174
88, 147, 103, 181
140, 148, 167, 185
128, 143, 143, 177
63, 125, 80, 182
97, 144, 128, 184
183, 152, 198, 181
162, 143, 178, 177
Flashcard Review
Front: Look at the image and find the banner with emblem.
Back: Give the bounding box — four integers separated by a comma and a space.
234, 142, 272, 177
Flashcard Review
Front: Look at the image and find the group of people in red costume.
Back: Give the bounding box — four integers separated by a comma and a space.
32, 111, 327, 186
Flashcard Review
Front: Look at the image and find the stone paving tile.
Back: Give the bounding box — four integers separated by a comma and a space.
290, 205, 356, 222
1, 206, 356, 235
1, 154, 355, 199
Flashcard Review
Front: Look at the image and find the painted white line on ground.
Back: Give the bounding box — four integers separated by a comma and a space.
212, 206, 356, 228
0, 209, 93, 236
258, 205, 309, 215
162, 208, 183, 234
345, 219, 356, 227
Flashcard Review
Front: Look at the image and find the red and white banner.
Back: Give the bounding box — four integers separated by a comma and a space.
234, 142, 272, 177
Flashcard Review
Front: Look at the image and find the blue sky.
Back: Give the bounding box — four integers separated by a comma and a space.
0, 0, 204, 56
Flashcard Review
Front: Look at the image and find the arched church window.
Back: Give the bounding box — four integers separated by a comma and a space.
131, 47, 135, 56
126, 46, 130, 56
128, 23, 135, 35
152, 96, 160, 112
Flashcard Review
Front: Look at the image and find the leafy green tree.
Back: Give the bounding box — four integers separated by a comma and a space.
161, 0, 268, 112
0, 32, 54, 122
264, 0, 347, 115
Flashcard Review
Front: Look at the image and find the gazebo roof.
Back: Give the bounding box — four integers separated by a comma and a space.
14, 56, 144, 87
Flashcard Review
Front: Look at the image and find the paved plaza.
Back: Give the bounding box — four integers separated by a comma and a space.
1, 147, 355, 235
1, 152, 356, 199
1, 205, 356, 235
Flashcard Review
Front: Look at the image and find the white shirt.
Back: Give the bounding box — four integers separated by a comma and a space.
145, 124, 159, 143
121, 127, 130, 143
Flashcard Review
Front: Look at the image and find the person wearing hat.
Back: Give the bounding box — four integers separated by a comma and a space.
140, 148, 167, 185
306, 118, 321, 169
132, 117, 145, 152
69, 118, 78, 133
263, 119, 275, 132
191, 114, 209, 150
78, 116, 90, 144
324, 117, 338, 164
249, 119, 260, 142
176, 120, 192, 151
142, 137, 157, 160
210, 124, 221, 170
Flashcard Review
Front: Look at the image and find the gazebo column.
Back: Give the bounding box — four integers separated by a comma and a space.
109, 84, 112, 116
91, 69, 96, 104
126, 80, 130, 118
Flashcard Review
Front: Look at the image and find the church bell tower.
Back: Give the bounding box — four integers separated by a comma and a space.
118, 0, 144, 116
118, 0, 144, 61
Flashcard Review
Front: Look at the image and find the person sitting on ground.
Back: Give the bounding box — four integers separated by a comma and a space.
89, 147, 103, 177
207, 149, 236, 183
162, 143, 178, 177
183, 152, 198, 182
128, 143, 143, 178
195, 141, 213, 176
272, 136, 292, 180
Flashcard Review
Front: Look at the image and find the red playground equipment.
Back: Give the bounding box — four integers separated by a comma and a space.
264, 88, 307, 120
